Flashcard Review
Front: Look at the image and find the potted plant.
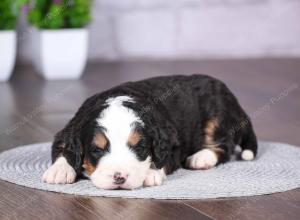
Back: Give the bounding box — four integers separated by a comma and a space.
0, 1, 21, 82
26, 0, 92, 80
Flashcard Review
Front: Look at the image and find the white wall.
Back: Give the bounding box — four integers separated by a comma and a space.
17, 0, 300, 62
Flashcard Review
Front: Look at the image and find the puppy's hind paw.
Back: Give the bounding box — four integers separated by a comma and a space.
186, 149, 218, 170
42, 157, 76, 184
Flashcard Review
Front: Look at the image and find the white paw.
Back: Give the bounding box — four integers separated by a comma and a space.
42, 157, 76, 184
186, 149, 218, 170
143, 169, 166, 187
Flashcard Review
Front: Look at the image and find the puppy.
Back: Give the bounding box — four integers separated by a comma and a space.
43, 75, 257, 189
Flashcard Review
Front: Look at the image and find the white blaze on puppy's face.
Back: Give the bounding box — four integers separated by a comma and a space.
91, 96, 151, 189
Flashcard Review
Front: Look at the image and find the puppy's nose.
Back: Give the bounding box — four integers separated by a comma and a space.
113, 172, 127, 185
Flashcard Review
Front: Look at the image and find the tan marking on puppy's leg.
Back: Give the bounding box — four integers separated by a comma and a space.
82, 159, 96, 176
185, 118, 221, 169
204, 118, 219, 146
202, 118, 227, 163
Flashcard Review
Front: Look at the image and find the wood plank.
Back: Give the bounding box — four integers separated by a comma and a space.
184, 190, 300, 220
0, 181, 211, 220
74, 196, 212, 220
0, 181, 103, 220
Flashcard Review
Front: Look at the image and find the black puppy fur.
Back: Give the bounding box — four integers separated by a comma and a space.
51, 74, 258, 176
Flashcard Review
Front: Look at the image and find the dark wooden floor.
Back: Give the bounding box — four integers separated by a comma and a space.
0, 59, 300, 220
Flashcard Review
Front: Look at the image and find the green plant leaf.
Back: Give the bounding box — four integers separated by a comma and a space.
0, 0, 20, 30
26, 0, 92, 29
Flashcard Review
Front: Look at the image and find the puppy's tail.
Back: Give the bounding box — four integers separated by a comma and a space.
239, 119, 258, 161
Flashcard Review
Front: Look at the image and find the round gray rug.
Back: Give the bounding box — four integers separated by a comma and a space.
0, 141, 300, 200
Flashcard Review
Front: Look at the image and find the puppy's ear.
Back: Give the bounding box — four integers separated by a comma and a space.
147, 114, 179, 169
51, 130, 84, 174
51, 95, 107, 175
123, 99, 179, 168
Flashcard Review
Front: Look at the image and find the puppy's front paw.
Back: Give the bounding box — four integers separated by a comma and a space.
42, 157, 76, 184
143, 169, 166, 187
186, 149, 218, 170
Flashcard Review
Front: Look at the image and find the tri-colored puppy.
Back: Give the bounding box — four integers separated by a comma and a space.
43, 75, 257, 189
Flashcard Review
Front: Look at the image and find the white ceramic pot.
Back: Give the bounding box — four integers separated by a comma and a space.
31, 28, 88, 80
0, 31, 16, 82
